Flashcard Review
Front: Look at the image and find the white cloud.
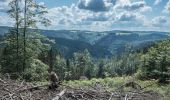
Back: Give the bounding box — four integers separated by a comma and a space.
115, 11, 150, 26
117, 0, 130, 5
38, 2, 45, 6
0, 0, 9, 2
154, 0, 162, 5
0, 0, 10, 12
44, 4, 117, 30
0, 15, 14, 26
78, 0, 110, 12
118, 12, 138, 21
46, 2, 152, 31
163, 0, 170, 13
0, 0, 26, 12
152, 16, 168, 27
1, 0, 169, 32
149, 16, 170, 31
114, 0, 152, 13
42, 0, 154, 31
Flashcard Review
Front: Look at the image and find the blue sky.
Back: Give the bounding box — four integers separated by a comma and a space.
36, 0, 78, 8
0, 0, 170, 32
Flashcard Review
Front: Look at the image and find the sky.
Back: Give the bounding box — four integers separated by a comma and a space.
0, 0, 170, 32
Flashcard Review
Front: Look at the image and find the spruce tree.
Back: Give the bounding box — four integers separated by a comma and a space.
1, 0, 51, 80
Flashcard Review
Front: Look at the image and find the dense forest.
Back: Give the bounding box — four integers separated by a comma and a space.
0, 0, 170, 99
1, 33, 170, 82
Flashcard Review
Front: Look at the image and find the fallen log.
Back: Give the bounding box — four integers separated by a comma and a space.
52, 89, 66, 100
116, 81, 142, 91
17, 84, 50, 92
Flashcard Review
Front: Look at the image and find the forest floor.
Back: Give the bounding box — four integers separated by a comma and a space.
0, 76, 170, 100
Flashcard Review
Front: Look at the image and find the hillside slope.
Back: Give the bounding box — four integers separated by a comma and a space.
0, 26, 169, 58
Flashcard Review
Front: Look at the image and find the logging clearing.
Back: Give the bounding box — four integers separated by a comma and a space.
0, 76, 169, 100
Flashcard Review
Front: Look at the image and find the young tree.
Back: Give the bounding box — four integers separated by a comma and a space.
1, 0, 51, 80
53, 53, 66, 81
97, 60, 105, 78
21, 0, 50, 71
65, 59, 72, 80
1, 0, 23, 76
72, 49, 93, 79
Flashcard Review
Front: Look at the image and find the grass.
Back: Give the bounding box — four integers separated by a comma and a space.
36, 76, 170, 99
64, 76, 170, 98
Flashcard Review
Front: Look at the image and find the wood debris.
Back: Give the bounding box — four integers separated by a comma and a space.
0, 78, 162, 100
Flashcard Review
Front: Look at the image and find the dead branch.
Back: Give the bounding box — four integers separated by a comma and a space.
0, 78, 6, 84
52, 89, 66, 100
0, 78, 162, 100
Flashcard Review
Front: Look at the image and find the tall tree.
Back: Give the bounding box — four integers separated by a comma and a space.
72, 49, 93, 79
1, 0, 51, 80
97, 60, 105, 78
53, 53, 66, 80
1, 0, 23, 75
22, 0, 50, 71
15, 0, 19, 68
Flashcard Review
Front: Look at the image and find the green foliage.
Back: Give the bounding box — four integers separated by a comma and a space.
52, 49, 96, 80
0, 0, 52, 81
53, 54, 67, 80
50, 48, 141, 81
1, 31, 24, 75
138, 39, 170, 83
0, 30, 51, 79
0, 0, 169, 84
23, 59, 49, 82
71, 49, 94, 79
97, 52, 140, 78
65, 77, 134, 91
65, 77, 170, 97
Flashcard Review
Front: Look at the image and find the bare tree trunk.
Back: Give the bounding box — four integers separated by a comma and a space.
15, 0, 19, 72
49, 48, 53, 73
23, 0, 27, 72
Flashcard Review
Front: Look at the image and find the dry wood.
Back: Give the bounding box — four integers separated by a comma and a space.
52, 89, 66, 100
0, 78, 162, 100
0, 78, 6, 83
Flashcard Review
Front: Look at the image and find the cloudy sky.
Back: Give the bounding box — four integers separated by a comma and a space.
0, 0, 170, 31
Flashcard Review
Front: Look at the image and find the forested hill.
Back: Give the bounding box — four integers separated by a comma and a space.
0, 26, 169, 58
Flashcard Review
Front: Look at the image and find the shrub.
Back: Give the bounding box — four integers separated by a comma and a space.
23, 59, 49, 82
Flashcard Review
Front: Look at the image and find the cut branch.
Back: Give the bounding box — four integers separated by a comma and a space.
52, 89, 66, 100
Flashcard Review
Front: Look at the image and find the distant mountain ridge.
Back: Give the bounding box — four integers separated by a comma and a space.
0, 26, 169, 58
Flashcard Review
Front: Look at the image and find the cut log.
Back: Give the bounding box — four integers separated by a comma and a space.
52, 89, 66, 100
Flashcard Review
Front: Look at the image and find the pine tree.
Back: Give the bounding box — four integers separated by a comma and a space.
53, 53, 66, 80
1, 0, 51, 80
97, 60, 105, 78
72, 49, 93, 79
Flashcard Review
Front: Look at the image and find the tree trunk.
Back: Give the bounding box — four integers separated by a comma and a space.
15, 0, 19, 72
23, 0, 27, 72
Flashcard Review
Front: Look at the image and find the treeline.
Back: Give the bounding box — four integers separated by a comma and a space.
0, 0, 170, 83
45, 49, 140, 81
50, 39, 170, 83
1, 38, 169, 83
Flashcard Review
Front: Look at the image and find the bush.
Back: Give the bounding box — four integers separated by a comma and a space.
23, 59, 49, 82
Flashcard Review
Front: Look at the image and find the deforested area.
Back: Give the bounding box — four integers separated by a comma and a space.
0, 77, 165, 100
0, 0, 170, 100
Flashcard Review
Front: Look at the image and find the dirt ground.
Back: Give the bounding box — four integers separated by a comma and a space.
0, 78, 164, 100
